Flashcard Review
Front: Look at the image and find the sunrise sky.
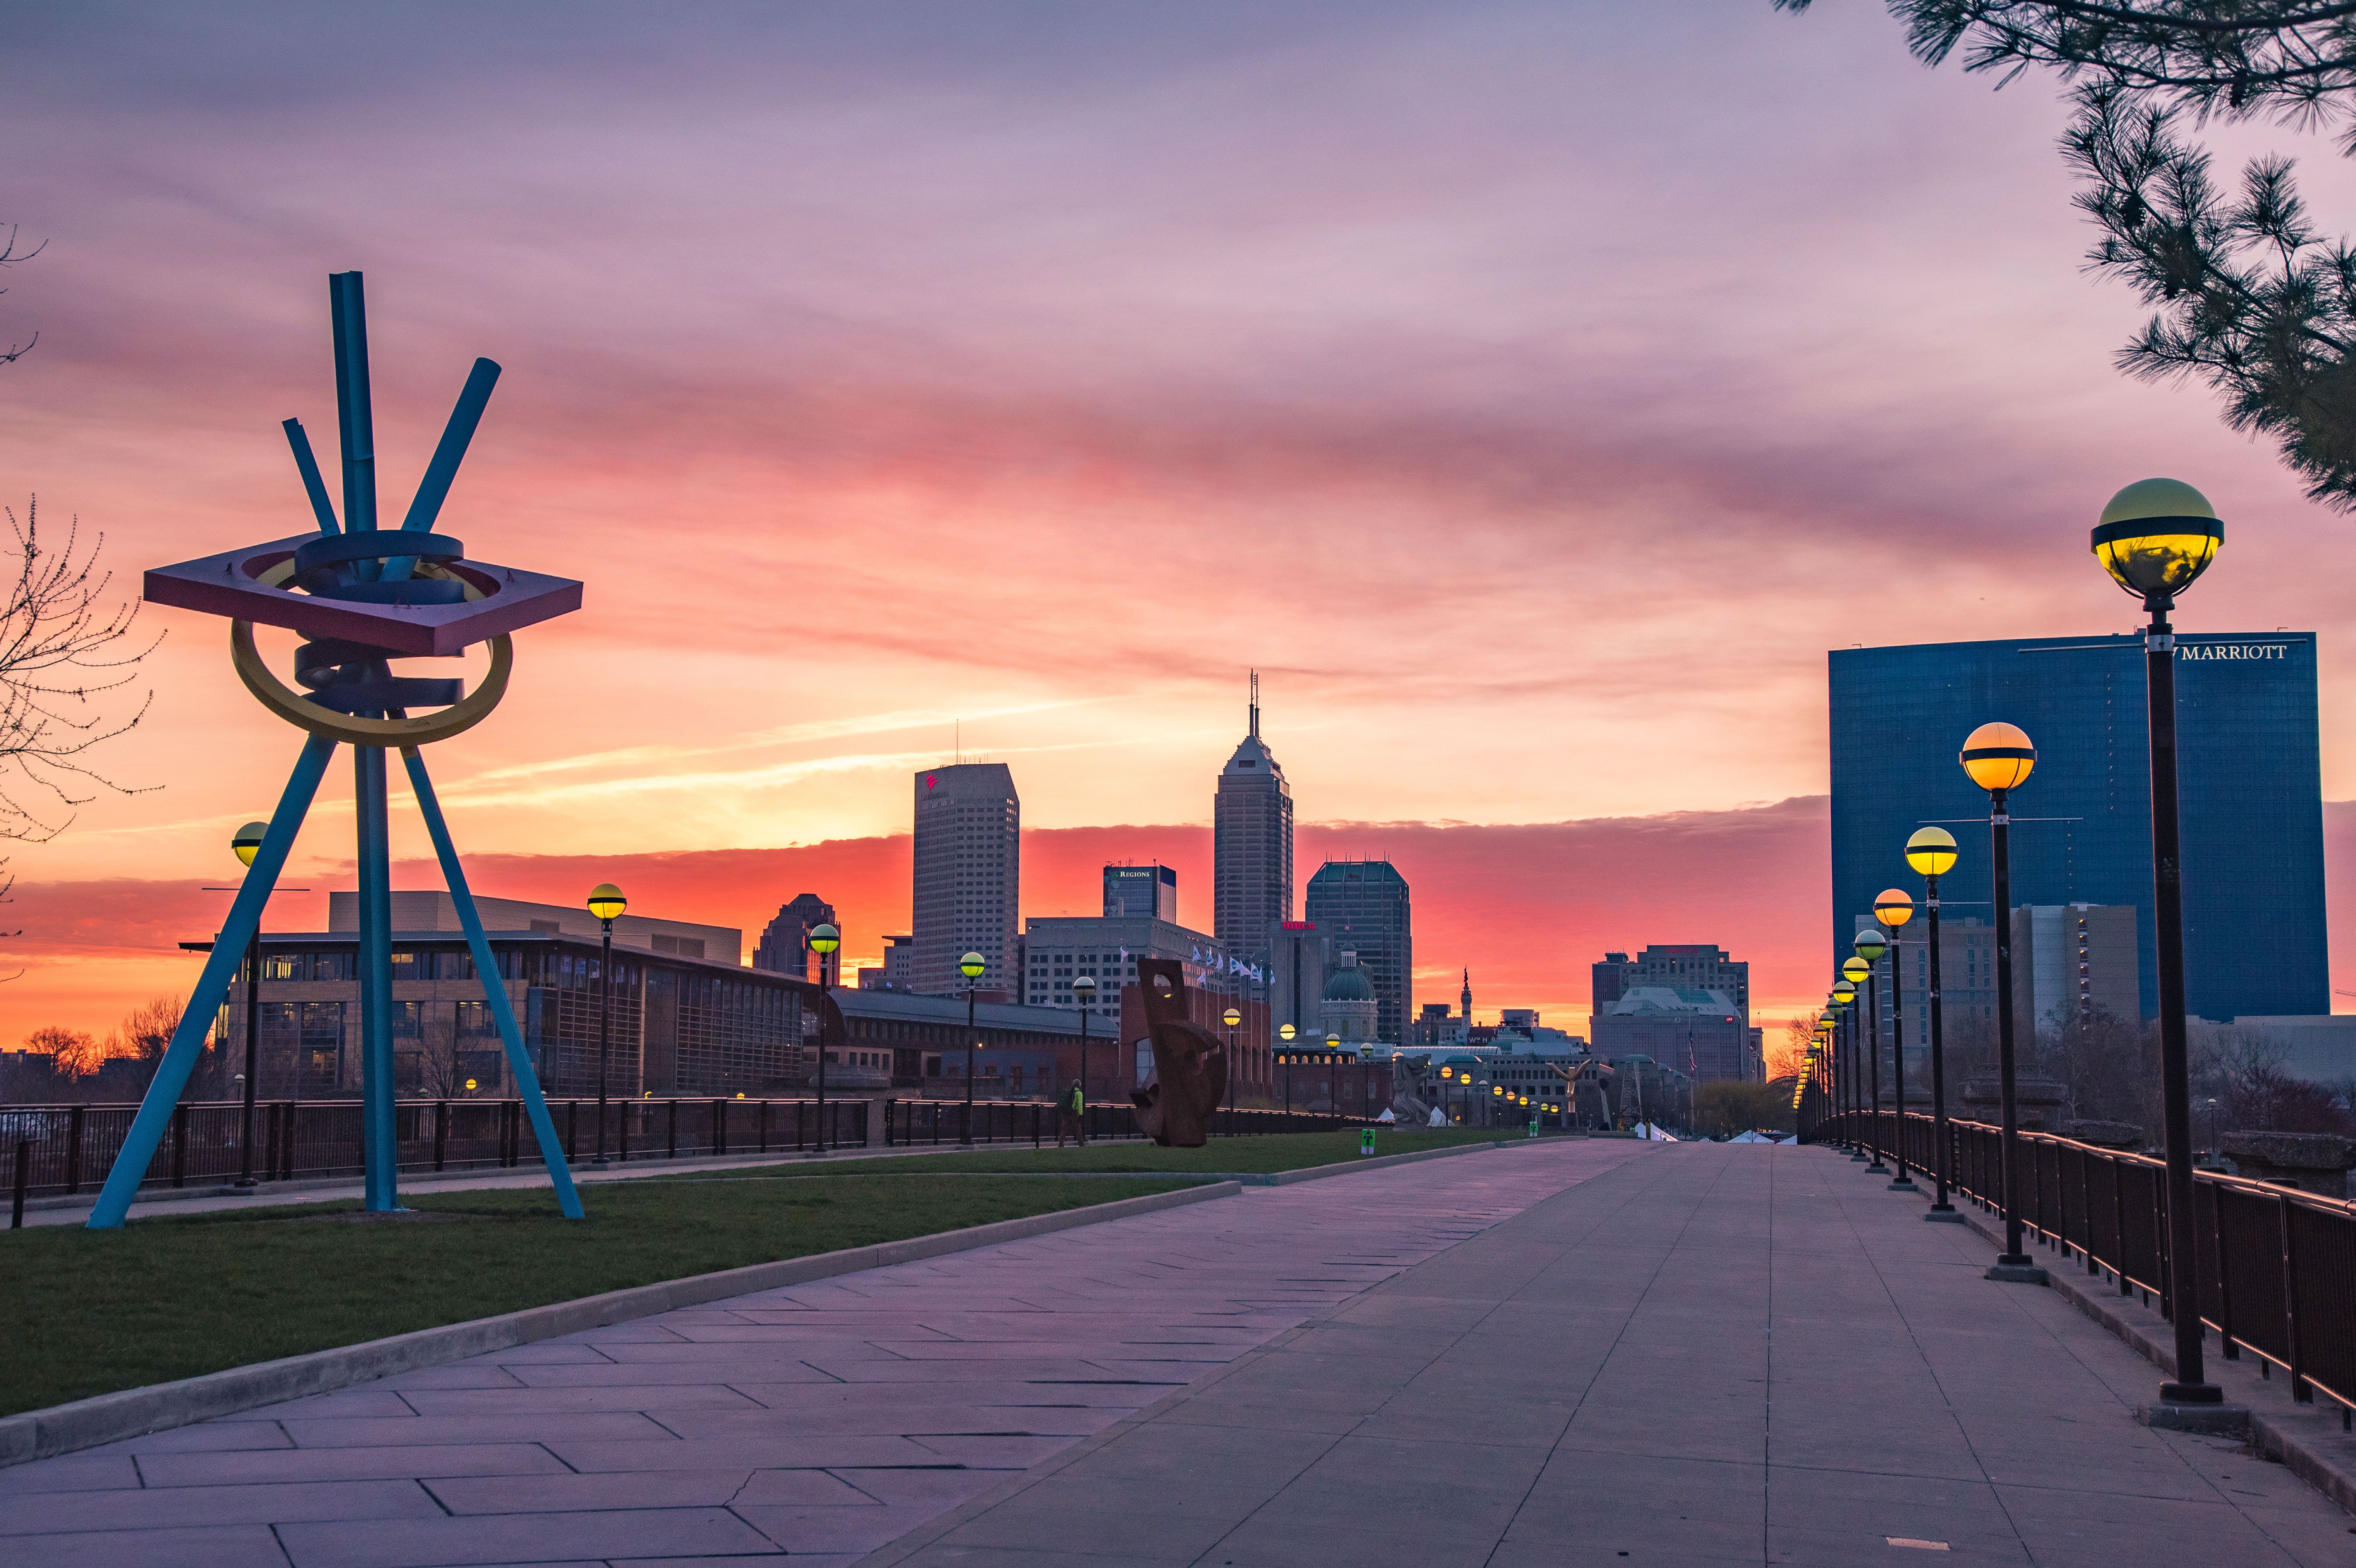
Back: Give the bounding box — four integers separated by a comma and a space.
5, 0, 2356, 1050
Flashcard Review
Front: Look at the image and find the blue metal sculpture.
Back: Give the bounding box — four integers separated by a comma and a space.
88, 272, 586, 1227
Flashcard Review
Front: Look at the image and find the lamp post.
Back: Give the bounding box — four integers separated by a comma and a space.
1852, 930, 1888, 1173
1841, 957, 1871, 1161
1876, 888, 1917, 1191
1830, 1003, 1847, 1131
1840, 992, 1861, 1143
1279, 1023, 1295, 1115
2092, 476, 2227, 1408
1223, 1006, 1241, 1134
1816, 1024, 1833, 1134
1831, 981, 1856, 1148
586, 882, 626, 1167
1326, 1032, 1341, 1123
1907, 826, 1963, 1221
807, 924, 839, 1153
207, 824, 312, 1187
228, 822, 267, 1188
959, 950, 985, 1146
1960, 720, 2043, 1283
1072, 974, 1096, 1143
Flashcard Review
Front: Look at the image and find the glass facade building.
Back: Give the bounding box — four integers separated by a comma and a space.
1303, 860, 1412, 1043
1829, 633, 2326, 1023
215, 932, 810, 1100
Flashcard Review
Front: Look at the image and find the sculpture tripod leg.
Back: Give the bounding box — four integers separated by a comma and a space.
87, 736, 338, 1228
87, 735, 586, 1227
402, 746, 582, 1218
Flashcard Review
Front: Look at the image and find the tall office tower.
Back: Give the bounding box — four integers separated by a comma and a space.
1103, 863, 1179, 921
2013, 903, 2139, 1042
1592, 953, 1633, 1015
1303, 860, 1411, 1043
858, 935, 916, 992
1215, 673, 1292, 976
1266, 919, 1331, 1044
1631, 945, 1749, 1021
1589, 947, 1747, 1024
1831, 634, 2326, 1021
754, 893, 836, 983
911, 764, 1021, 998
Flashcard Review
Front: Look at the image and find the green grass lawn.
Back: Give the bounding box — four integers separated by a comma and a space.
0, 1173, 1191, 1418
664, 1125, 1512, 1179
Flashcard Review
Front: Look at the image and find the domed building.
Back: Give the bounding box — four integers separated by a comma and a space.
1321, 951, 1379, 1045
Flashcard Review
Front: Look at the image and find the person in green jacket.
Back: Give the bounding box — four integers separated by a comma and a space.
1058, 1081, 1086, 1148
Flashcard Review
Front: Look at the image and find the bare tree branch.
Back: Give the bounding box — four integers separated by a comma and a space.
0, 500, 161, 849
0, 225, 42, 367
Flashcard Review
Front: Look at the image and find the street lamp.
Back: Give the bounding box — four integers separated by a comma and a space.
1072, 974, 1096, 1143
1223, 1006, 1241, 1134
1960, 719, 2043, 1284
1279, 1022, 1295, 1115
1906, 826, 1963, 1221
1840, 958, 1870, 1161
1852, 928, 1889, 1174
1830, 980, 1856, 1139
808, 924, 839, 1153
586, 882, 626, 1167
959, 950, 986, 1146
2093, 475, 2225, 1408
1325, 1032, 1341, 1123
1875, 888, 1917, 1191
229, 822, 267, 1188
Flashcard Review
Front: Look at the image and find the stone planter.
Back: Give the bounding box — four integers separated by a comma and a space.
2061, 1119, 2144, 1151
800, 1064, 892, 1093
2219, 1131, 2356, 1199
1958, 1075, 2067, 1133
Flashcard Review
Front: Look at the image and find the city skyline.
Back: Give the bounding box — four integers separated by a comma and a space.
13, 3, 2356, 1052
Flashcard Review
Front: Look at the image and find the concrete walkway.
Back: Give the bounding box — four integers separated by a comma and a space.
871, 1142, 2356, 1567
0, 1139, 1647, 1566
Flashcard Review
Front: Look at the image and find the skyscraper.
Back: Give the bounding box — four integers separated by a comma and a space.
911, 763, 1020, 999
1590, 947, 1747, 1025
753, 893, 836, 983
1303, 860, 1411, 1044
1830, 634, 2326, 1021
1215, 673, 1292, 976
1103, 863, 1179, 921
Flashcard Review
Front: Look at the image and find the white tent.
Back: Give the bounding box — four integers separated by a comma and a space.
1726, 1130, 1775, 1144
1635, 1122, 1678, 1142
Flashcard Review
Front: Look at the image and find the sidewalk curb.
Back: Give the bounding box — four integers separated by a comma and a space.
1937, 1188, 2356, 1518
23, 1134, 1169, 1218
0, 1179, 1239, 1471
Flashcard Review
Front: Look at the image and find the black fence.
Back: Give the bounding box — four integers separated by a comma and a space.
879, 1099, 1377, 1148
1810, 1110, 2356, 1419
0, 1097, 868, 1200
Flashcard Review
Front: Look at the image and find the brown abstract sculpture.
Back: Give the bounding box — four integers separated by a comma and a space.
1129, 957, 1228, 1147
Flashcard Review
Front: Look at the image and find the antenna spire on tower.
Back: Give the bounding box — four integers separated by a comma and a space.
1248, 669, 1259, 739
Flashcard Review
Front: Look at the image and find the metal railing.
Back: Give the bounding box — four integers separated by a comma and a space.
878, 1099, 1378, 1148
0, 1096, 868, 1201
1810, 1109, 2356, 1419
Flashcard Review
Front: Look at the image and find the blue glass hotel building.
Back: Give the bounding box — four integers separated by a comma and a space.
1829, 634, 2326, 1022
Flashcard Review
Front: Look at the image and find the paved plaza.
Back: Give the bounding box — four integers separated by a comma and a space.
4, 1140, 2353, 1566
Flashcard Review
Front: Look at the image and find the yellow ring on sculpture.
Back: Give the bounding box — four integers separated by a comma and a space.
230, 560, 510, 746
233, 621, 512, 746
